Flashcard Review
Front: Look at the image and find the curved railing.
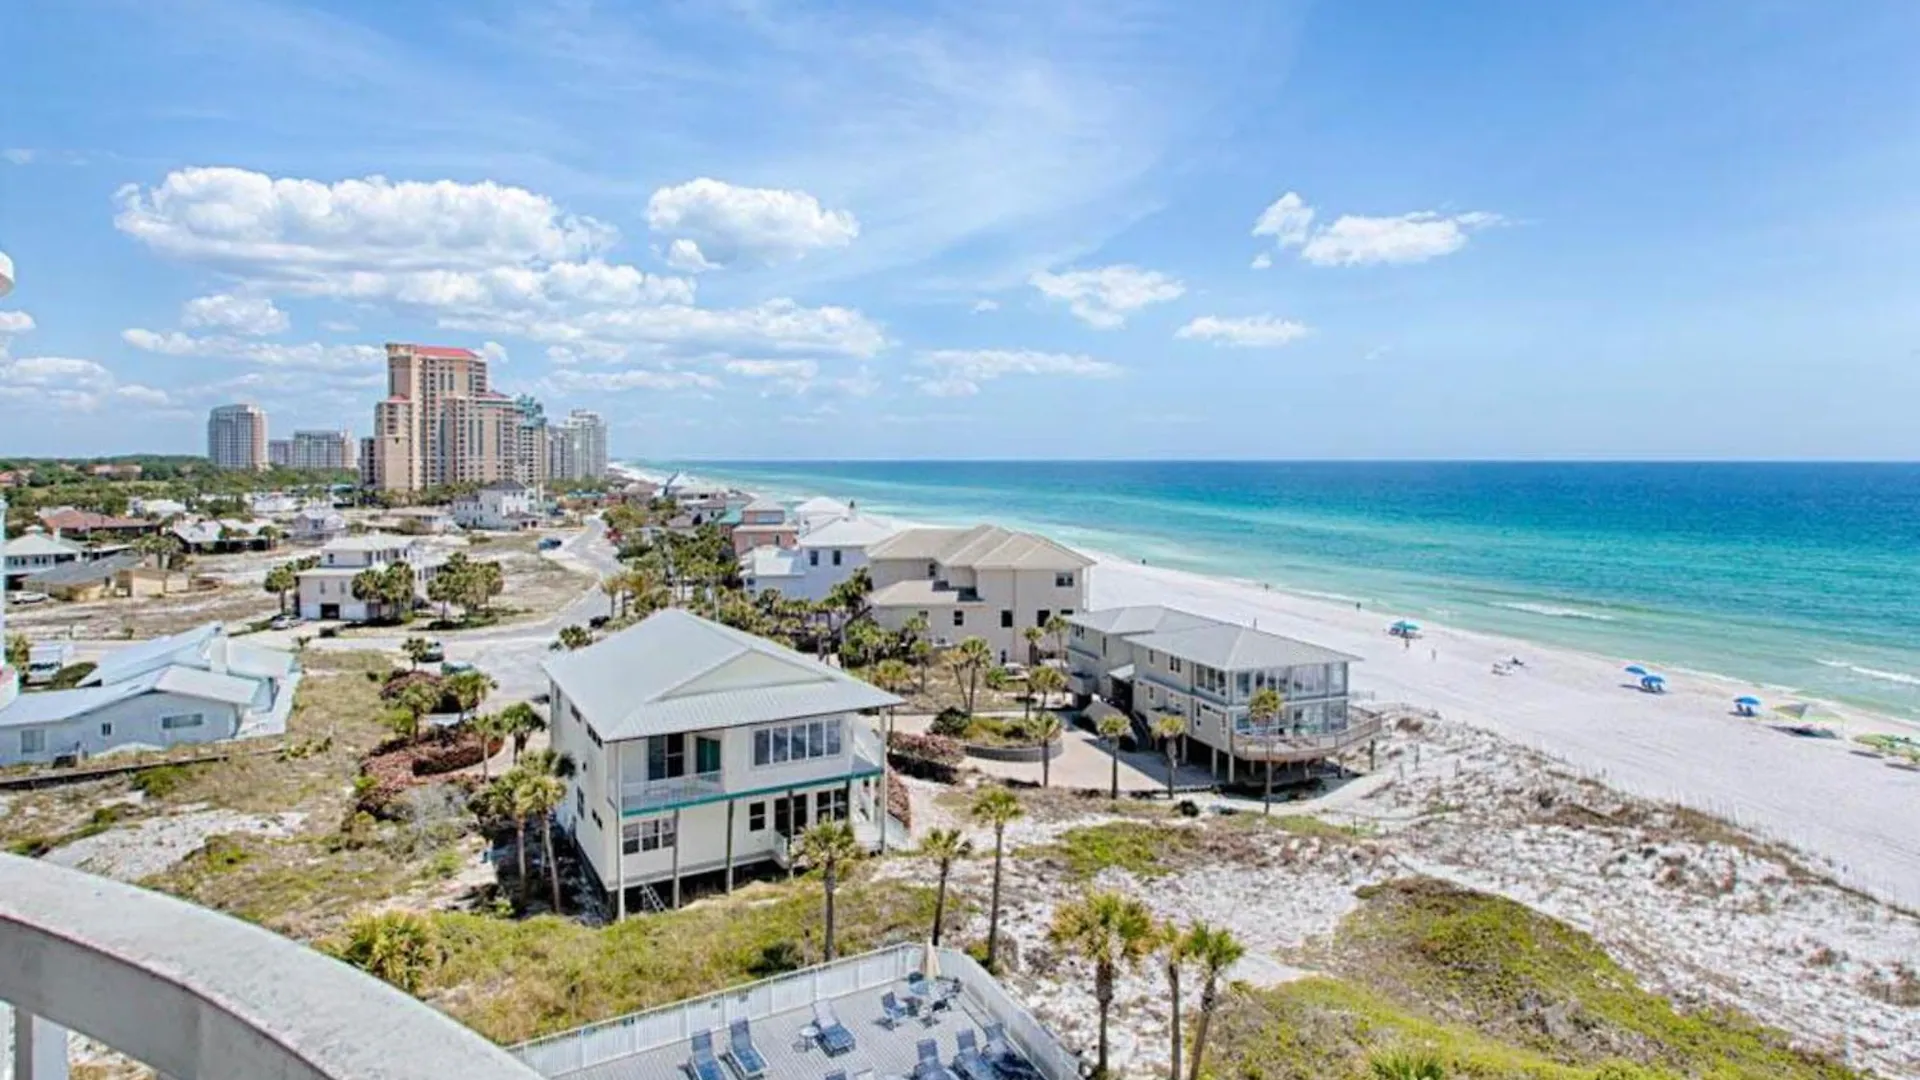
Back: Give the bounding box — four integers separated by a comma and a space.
0, 853, 541, 1080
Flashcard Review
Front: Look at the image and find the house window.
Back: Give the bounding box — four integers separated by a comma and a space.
817, 788, 849, 821
809, 550, 820, 567
926, 561, 938, 578
832, 550, 843, 566
1061, 608, 1073, 617
623, 817, 676, 853
1000, 610, 1013, 628
160, 714, 205, 730
20, 729, 45, 754
952, 610, 965, 627
1055, 573, 1075, 588
695, 736, 722, 775
749, 802, 767, 831
576, 788, 585, 815
1036, 609, 1049, 626
774, 794, 811, 835
647, 733, 687, 780
100, 722, 113, 737
1169, 658, 1183, 675
753, 718, 844, 766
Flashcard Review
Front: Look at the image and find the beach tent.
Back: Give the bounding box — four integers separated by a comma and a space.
1639, 673, 1667, 693
1734, 695, 1762, 717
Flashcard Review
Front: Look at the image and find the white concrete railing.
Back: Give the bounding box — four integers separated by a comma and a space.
621, 770, 725, 813
0, 854, 540, 1080
510, 944, 1079, 1080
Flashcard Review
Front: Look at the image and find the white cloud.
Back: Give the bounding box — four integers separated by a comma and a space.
1029, 264, 1184, 329
478, 340, 510, 365
2, 149, 35, 165
320, 319, 359, 333
0, 310, 34, 335
1175, 315, 1311, 348
834, 367, 880, 397
725, 358, 818, 395
646, 178, 858, 269
1298, 210, 1504, 266
113, 384, 175, 406
181, 293, 289, 335
913, 348, 1120, 395
122, 328, 383, 371
452, 298, 886, 359
545, 368, 720, 393
0, 355, 169, 413
1252, 191, 1314, 247
664, 238, 719, 273
1249, 253, 1273, 271
971, 299, 1000, 313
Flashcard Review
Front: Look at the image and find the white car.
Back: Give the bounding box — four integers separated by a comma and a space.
7, 591, 49, 605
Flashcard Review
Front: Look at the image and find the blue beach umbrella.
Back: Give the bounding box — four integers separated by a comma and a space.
1734, 696, 1762, 707
1391, 620, 1420, 633
1624, 665, 1648, 676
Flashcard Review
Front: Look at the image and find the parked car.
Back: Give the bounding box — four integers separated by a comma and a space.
420, 640, 445, 663
268, 613, 301, 631
440, 659, 474, 676
8, 591, 49, 605
537, 536, 563, 551
588, 614, 610, 629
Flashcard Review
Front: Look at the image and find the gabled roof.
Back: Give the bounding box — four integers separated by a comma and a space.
1067, 605, 1217, 637
23, 552, 142, 588
741, 496, 785, 513
741, 545, 804, 579
793, 496, 851, 516
83, 623, 223, 687
3, 532, 85, 559
1127, 622, 1360, 672
866, 524, 1091, 571
542, 608, 901, 741
321, 532, 413, 553
797, 515, 898, 549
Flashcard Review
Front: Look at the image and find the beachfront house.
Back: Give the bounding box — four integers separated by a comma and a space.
0, 622, 300, 767
726, 497, 799, 556
865, 524, 1090, 662
739, 512, 900, 603
546, 608, 903, 915
3, 529, 86, 589
294, 533, 447, 621
1066, 605, 1375, 786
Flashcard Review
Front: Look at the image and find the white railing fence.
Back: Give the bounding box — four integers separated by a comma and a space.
510, 944, 1078, 1080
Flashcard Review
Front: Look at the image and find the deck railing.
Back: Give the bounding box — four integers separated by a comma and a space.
510, 944, 1078, 1080
1234, 716, 1382, 762
621, 771, 725, 813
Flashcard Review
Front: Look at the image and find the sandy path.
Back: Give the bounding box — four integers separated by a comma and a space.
1090, 556, 1920, 910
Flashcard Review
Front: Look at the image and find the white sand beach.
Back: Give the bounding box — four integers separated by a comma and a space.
1088, 554, 1920, 911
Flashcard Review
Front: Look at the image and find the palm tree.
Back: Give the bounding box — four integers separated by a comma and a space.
522, 768, 569, 913
393, 680, 442, 743
1029, 713, 1063, 788
1184, 922, 1246, 1080
481, 770, 543, 909
919, 827, 974, 946
466, 711, 509, 781
263, 562, 297, 614
445, 669, 496, 722
1096, 713, 1130, 800
908, 638, 933, 693
555, 624, 593, 650
498, 700, 544, 762
1247, 686, 1285, 814
792, 820, 863, 961
870, 658, 914, 696
969, 786, 1024, 969
1044, 613, 1070, 662
1151, 713, 1186, 800
1161, 923, 1195, 1080
949, 636, 993, 715
1022, 624, 1045, 666
401, 636, 434, 670
333, 911, 438, 994
1367, 1050, 1445, 1080
1028, 664, 1066, 710
1049, 891, 1156, 1078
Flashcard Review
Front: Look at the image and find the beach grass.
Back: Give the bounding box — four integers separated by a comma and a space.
1214, 876, 1861, 1080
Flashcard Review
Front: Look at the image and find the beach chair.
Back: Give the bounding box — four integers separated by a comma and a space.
824, 1070, 847, 1080
911, 1039, 957, 1080
953, 1029, 999, 1080
687, 1030, 728, 1080
979, 1023, 1037, 1080
880, 991, 912, 1029
813, 1001, 856, 1056
726, 1019, 767, 1080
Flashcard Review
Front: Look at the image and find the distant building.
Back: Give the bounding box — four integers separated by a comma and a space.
451, 481, 541, 531
268, 439, 293, 468
742, 511, 899, 602
87, 463, 142, 480
512, 395, 550, 487
367, 344, 533, 492
866, 524, 1091, 661
289, 429, 353, 471
295, 533, 447, 621
3, 529, 86, 589
36, 507, 158, 540
0, 623, 299, 767
207, 404, 269, 471
549, 409, 608, 482
289, 507, 348, 545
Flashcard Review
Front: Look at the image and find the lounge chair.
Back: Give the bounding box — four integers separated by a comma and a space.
911, 1039, 957, 1080
953, 1030, 999, 1080
881, 992, 912, 1029
824, 1070, 847, 1080
726, 1019, 767, 1080
980, 1024, 1037, 1080
813, 1002, 856, 1056
688, 1030, 728, 1080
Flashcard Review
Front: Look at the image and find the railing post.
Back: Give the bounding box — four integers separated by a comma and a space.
11, 1008, 70, 1080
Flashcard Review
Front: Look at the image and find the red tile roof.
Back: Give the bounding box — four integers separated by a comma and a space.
397, 344, 480, 360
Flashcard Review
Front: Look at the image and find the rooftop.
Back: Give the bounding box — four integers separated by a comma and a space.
22, 550, 143, 587
797, 515, 899, 549
514, 945, 1074, 1080
1128, 621, 1361, 671
869, 579, 983, 607
741, 496, 785, 513
396, 343, 480, 360
541, 609, 901, 741
743, 546, 804, 579
866, 525, 1090, 572
1066, 605, 1216, 637
3, 531, 84, 559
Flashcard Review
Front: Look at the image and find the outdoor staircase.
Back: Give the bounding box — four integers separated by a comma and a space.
633, 882, 668, 915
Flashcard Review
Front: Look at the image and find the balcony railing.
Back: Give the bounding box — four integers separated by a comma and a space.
1233, 716, 1382, 763
621, 770, 724, 813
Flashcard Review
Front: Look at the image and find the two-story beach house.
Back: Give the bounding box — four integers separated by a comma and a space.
1066, 605, 1374, 786
865, 525, 1090, 662
725, 497, 799, 557
452, 480, 542, 531
545, 608, 904, 915
294, 533, 447, 621
739, 512, 900, 603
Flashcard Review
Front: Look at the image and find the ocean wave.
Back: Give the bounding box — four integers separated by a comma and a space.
1817, 660, 1920, 687
1490, 601, 1616, 621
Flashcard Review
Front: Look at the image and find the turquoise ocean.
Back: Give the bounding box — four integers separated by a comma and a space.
642, 461, 1920, 721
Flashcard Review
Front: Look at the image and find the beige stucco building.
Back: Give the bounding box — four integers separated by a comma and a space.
367, 344, 531, 492
865, 524, 1091, 663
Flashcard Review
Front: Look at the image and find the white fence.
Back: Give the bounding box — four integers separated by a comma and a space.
511, 944, 1079, 1080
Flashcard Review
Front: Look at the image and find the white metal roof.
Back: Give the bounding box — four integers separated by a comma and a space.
1067, 605, 1217, 637
796, 515, 899, 549
866, 523, 1091, 571
83, 623, 222, 687
3, 532, 84, 559
1127, 622, 1360, 671
741, 545, 804, 579
541, 608, 901, 741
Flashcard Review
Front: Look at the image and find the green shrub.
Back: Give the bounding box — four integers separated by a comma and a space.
928, 706, 971, 737
132, 764, 192, 798
46, 661, 96, 689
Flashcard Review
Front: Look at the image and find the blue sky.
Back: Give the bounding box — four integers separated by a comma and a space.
2, 0, 1918, 460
